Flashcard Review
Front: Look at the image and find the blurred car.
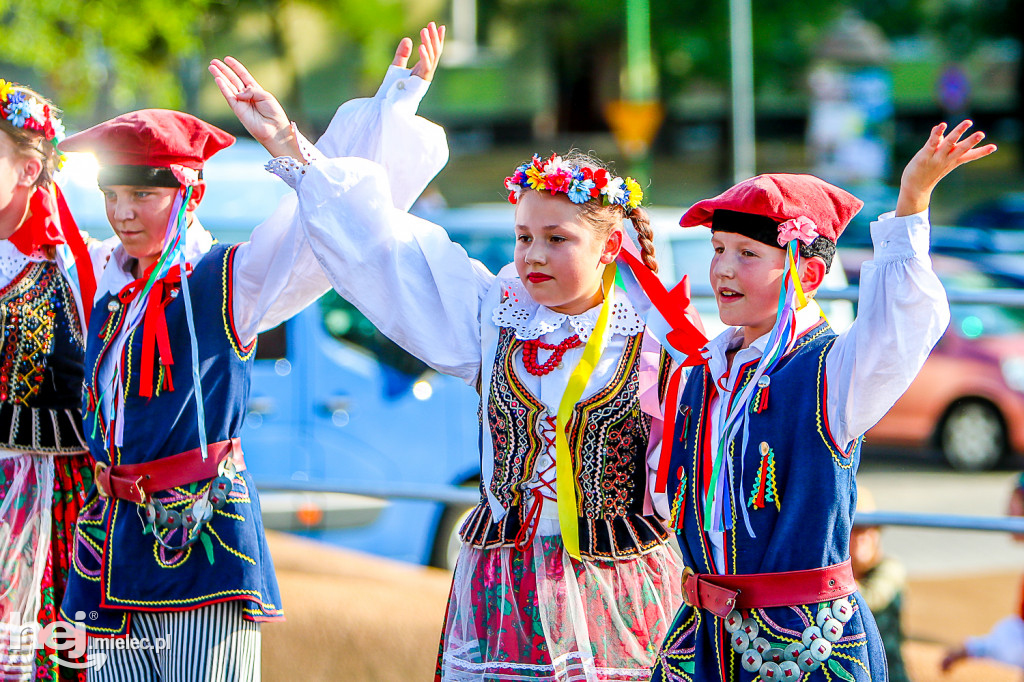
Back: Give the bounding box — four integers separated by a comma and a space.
843, 252, 1024, 471
958, 193, 1024, 231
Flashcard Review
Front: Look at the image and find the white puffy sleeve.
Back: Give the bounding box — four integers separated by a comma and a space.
229, 65, 449, 343
825, 210, 951, 448
290, 155, 493, 385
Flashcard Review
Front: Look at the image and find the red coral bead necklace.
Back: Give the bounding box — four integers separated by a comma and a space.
522, 335, 582, 376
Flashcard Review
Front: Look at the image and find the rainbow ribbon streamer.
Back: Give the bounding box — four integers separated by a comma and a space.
556, 265, 616, 559
702, 241, 808, 534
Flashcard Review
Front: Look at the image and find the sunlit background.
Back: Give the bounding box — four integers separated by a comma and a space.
5, 1, 1024, 679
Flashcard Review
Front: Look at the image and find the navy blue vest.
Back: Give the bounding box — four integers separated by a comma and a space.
61, 243, 283, 636
652, 322, 888, 681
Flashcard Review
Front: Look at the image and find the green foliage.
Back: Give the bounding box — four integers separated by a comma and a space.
0, 0, 211, 111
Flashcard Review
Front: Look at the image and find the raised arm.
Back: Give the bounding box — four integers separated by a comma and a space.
825, 121, 996, 448
207, 24, 450, 342
290, 154, 493, 386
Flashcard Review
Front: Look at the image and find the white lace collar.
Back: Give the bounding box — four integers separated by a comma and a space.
0, 239, 48, 283
491, 277, 645, 342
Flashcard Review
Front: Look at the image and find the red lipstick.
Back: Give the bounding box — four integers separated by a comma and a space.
527, 273, 553, 283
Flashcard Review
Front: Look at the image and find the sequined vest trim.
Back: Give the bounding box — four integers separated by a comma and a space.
0, 260, 87, 454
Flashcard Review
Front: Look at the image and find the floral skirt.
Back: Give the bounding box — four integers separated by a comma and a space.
436, 518, 683, 682
0, 452, 91, 682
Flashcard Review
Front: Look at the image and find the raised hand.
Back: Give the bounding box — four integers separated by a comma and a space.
896, 120, 997, 216
208, 57, 302, 160
390, 22, 446, 82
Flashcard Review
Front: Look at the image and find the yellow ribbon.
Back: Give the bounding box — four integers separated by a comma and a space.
786, 244, 809, 310
555, 264, 616, 560
787, 243, 830, 324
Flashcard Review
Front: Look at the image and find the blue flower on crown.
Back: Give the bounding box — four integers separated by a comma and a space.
4, 96, 32, 127
568, 177, 596, 204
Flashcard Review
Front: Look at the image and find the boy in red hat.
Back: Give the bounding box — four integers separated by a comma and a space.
650, 121, 995, 681
55, 25, 445, 680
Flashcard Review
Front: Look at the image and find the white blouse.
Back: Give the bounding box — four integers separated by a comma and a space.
93, 65, 447, 426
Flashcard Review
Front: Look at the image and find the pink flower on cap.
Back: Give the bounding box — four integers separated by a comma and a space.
777, 215, 819, 247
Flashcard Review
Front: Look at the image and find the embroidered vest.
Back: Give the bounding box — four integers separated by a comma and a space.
460, 326, 671, 560
0, 260, 87, 454
61, 244, 283, 636
654, 321, 887, 682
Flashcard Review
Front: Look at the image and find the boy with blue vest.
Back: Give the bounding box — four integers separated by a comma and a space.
651, 120, 995, 681
56, 27, 447, 681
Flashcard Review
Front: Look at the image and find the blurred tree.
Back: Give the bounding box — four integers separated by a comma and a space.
478, 0, 846, 132
0, 0, 213, 116
2, 0, 439, 123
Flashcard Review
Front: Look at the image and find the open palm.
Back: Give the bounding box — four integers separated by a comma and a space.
208, 57, 289, 147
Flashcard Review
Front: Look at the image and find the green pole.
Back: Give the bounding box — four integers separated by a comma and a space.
625, 0, 654, 102
624, 0, 655, 181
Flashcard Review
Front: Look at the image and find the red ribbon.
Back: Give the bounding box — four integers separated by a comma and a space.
617, 248, 707, 367
117, 262, 192, 398
10, 184, 97, 327
617, 248, 710, 494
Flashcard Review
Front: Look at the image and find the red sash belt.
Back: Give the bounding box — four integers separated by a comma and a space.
94, 438, 245, 505
681, 560, 856, 618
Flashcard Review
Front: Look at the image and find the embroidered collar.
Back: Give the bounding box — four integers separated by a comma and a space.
491, 276, 645, 342
97, 219, 214, 299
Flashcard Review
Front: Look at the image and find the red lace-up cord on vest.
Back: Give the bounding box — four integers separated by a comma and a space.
514, 415, 561, 551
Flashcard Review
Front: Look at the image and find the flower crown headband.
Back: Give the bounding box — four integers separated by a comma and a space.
0, 79, 67, 170
504, 153, 643, 210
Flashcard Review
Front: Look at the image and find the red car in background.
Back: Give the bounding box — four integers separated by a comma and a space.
845, 252, 1024, 470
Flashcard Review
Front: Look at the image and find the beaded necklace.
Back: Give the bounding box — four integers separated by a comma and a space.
521, 334, 582, 376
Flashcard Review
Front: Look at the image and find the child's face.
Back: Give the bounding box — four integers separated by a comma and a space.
0, 131, 41, 237
101, 185, 178, 268
710, 231, 788, 342
513, 191, 620, 316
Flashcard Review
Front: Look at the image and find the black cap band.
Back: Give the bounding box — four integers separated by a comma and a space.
97, 165, 199, 188
710, 209, 782, 248
710, 209, 836, 271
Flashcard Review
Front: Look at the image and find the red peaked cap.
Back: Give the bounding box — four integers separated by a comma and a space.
679, 173, 864, 243
60, 109, 234, 170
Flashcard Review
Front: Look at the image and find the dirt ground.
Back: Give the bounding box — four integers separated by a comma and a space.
262, 532, 1023, 681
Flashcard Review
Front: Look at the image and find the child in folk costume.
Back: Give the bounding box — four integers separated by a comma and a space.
225, 62, 712, 673
0, 81, 98, 682
55, 27, 446, 681
650, 120, 995, 682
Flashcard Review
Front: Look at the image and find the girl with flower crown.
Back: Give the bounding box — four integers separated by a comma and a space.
0, 81, 97, 682
217, 49, 709, 673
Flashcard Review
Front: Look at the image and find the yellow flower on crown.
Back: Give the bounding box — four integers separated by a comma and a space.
624, 178, 643, 210
0, 79, 13, 101
526, 165, 547, 191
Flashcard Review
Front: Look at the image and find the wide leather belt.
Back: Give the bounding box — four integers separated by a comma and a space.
94, 438, 245, 505
681, 560, 856, 618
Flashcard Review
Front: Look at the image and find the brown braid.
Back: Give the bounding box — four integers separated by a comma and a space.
627, 206, 658, 273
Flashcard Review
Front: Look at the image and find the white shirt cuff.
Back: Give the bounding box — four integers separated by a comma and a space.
265, 126, 326, 190
869, 209, 931, 261
378, 65, 430, 111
